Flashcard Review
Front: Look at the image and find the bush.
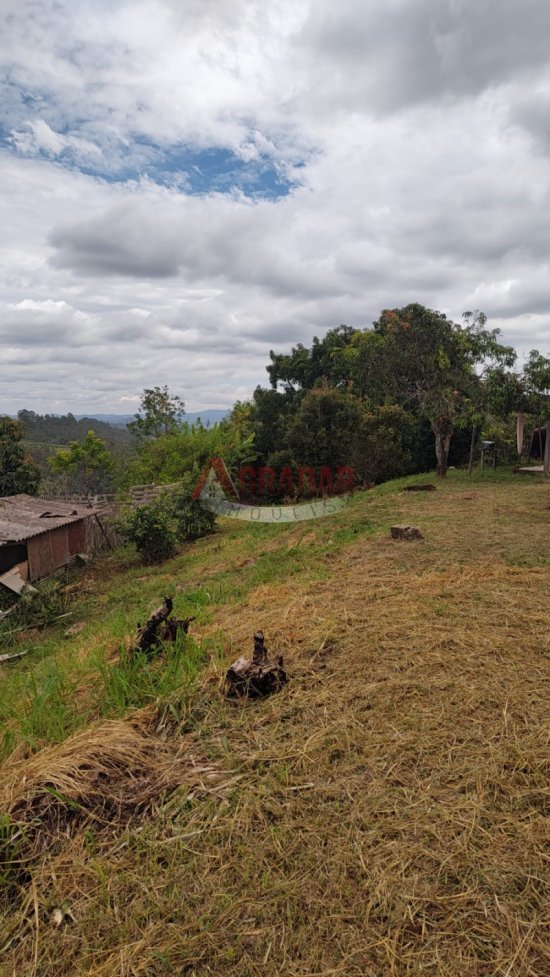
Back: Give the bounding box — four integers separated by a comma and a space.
116, 496, 178, 563
116, 485, 216, 564
170, 485, 217, 540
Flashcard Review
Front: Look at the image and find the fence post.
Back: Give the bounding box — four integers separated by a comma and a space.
544, 422, 550, 476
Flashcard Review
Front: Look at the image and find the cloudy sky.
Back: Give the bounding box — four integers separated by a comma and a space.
1, 0, 550, 415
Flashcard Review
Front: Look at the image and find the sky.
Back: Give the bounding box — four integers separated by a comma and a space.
1, 0, 550, 415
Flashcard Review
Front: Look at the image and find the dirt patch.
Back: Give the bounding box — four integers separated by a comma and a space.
0, 710, 227, 871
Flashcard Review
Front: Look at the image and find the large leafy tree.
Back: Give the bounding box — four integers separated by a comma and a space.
49, 430, 115, 495
267, 325, 357, 392
250, 386, 302, 464
367, 305, 516, 476
351, 405, 418, 484
243, 303, 521, 484
128, 386, 185, 439
286, 387, 364, 471
0, 417, 41, 496
522, 350, 550, 423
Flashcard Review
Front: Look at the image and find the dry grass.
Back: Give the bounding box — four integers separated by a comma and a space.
0, 709, 228, 862
1, 472, 549, 976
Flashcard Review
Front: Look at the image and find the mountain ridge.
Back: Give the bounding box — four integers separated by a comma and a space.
75, 409, 230, 427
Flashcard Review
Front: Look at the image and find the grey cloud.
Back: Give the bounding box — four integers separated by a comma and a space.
466, 274, 550, 320
50, 204, 182, 278
48, 195, 343, 299
0, 300, 95, 347
297, 0, 550, 114
510, 89, 550, 154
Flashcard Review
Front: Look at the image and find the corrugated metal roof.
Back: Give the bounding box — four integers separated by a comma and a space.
0, 565, 35, 594
0, 494, 94, 545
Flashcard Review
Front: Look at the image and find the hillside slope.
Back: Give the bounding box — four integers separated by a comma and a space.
1, 471, 549, 977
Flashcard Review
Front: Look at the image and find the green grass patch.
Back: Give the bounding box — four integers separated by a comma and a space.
0, 467, 545, 755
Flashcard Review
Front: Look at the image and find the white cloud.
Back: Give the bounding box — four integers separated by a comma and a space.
10, 119, 103, 164
0, 0, 549, 414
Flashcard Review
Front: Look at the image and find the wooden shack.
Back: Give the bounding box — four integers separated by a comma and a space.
0, 495, 100, 591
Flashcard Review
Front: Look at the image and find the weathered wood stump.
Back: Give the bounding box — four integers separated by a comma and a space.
391, 524, 424, 540
226, 631, 287, 699
161, 615, 196, 642
131, 597, 195, 657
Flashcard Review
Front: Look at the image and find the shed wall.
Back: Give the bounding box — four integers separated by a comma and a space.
27, 519, 87, 580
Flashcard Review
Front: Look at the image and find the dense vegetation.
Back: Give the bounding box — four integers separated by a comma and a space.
3, 304, 550, 502
115, 481, 217, 563
121, 307, 550, 497
0, 416, 40, 496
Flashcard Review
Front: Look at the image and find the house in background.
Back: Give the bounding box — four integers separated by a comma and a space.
0, 495, 103, 594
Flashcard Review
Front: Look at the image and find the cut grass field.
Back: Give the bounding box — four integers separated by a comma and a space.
0, 469, 549, 976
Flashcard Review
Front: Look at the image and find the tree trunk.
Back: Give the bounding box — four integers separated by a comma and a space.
468, 424, 476, 475
434, 430, 452, 477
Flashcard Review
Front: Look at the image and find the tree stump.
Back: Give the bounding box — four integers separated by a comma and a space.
131, 597, 195, 657
391, 524, 423, 540
161, 615, 195, 642
226, 631, 287, 699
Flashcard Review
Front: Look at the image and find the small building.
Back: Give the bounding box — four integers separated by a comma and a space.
0, 495, 101, 590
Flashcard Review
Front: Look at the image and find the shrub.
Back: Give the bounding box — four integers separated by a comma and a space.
116, 496, 178, 563
170, 486, 217, 541
116, 484, 216, 563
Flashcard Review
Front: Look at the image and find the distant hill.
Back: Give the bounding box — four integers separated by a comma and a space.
79, 410, 230, 428
17, 410, 133, 446
14, 407, 231, 483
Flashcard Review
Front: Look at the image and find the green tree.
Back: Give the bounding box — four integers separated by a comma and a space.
128, 386, 185, 439
250, 386, 301, 464
286, 387, 364, 471
522, 350, 550, 423
0, 417, 40, 496
352, 405, 417, 484
369, 305, 516, 476
49, 430, 115, 495
248, 304, 519, 482
267, 325, 357, 392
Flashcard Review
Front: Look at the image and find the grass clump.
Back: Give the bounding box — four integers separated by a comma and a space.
0, 710, 228, 877
97, 631, 210, 719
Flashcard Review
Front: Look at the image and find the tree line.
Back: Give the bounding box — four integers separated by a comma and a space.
2, 304, 550, 499
237, 304, 549, 492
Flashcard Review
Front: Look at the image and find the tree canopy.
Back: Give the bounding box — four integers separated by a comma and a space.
128, 386, 185, 439
48, 430, 115, 495
0, 417, 41, 497
255, 305, 518, 478
13, 303, 545, 501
